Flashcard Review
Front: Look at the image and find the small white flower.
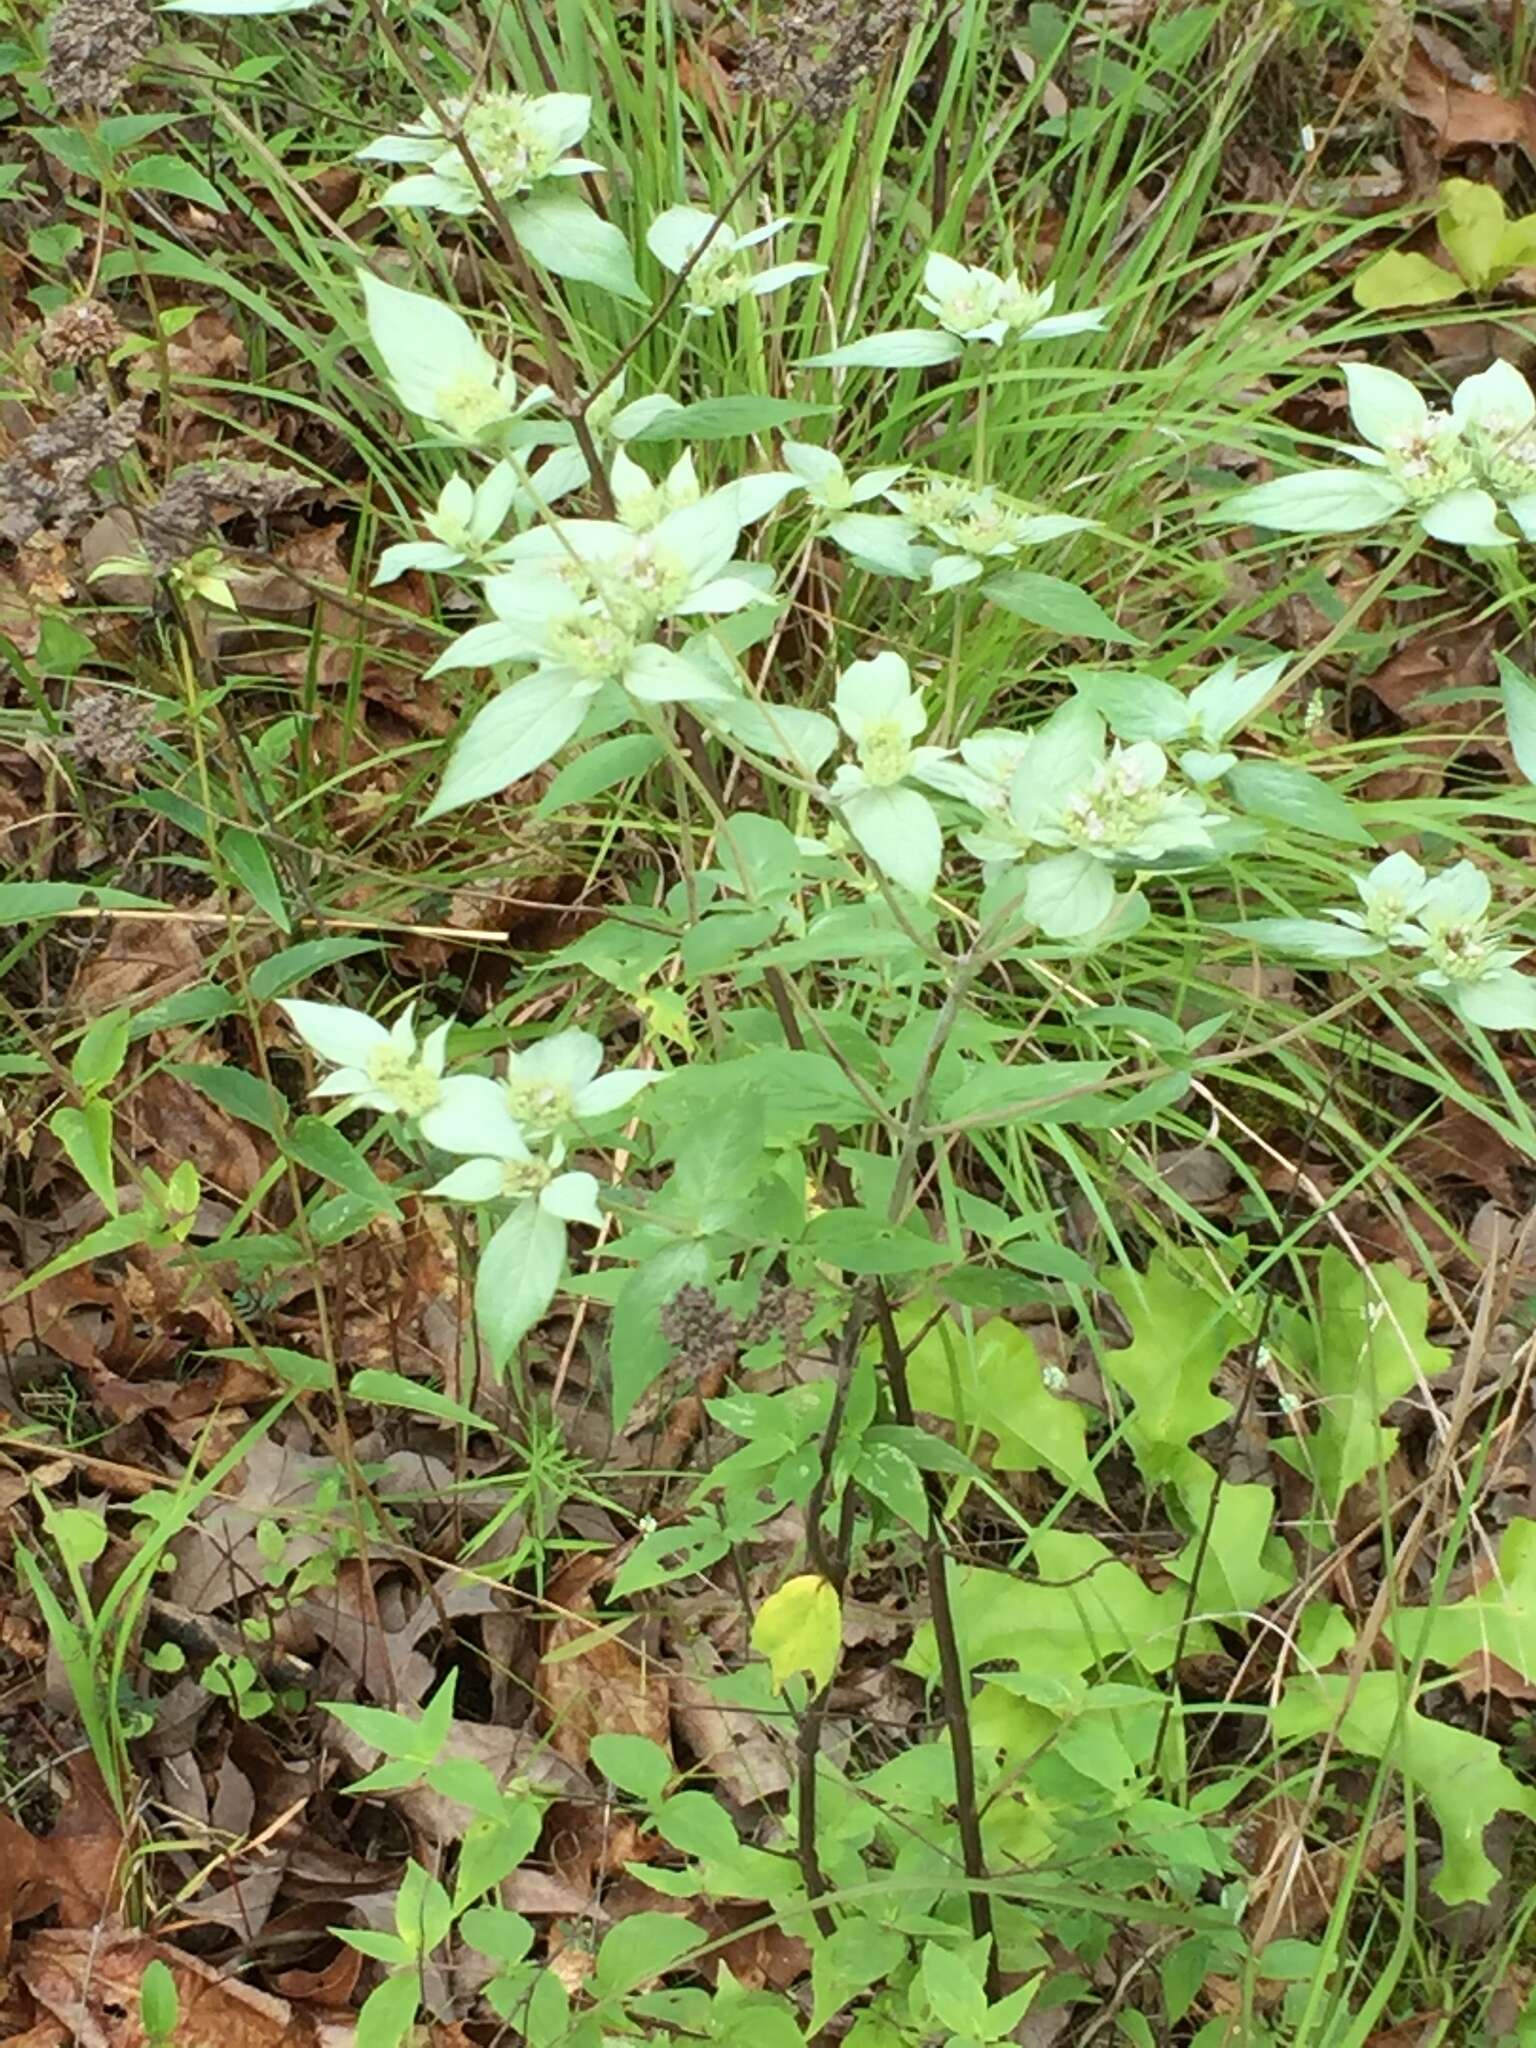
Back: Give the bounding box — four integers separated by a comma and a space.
919, 253, 1104, 347
778, 441, 906, 514
609, 447, 701, 532
277, 1000, 450, 1118
646, 207, 824, 316
361, 273, 549, 443
1334, 850, 1430, 942
360, 91, 600, 216
427, 1121, 604, 1225
422, 1029, 651, 1152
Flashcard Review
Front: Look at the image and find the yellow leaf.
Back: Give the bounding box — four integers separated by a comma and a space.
1438, 177, 1509, 290
751, 1573, 841, 1693
1350, 250, 1464, 312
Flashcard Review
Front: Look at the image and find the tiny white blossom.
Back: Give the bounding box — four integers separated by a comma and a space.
428, 1121, 604, 1225
277, 1000, 450, 1118
422, 1029, 651, 1152
646, 207, 824, 315
359, 91, 600, 216
918, 252, 1104, 346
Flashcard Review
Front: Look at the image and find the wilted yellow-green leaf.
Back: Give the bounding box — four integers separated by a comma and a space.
1351, 250, 1464, 311
751, 1573, 841, 1693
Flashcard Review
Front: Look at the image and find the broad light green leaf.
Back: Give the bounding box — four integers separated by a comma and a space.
806, 329, 963, 369
248, 937, 379, 1001
424, 673, 589, 821
1216, 917, 1385, 961
751, 1573, 841, 1691
1068, 666, 1188, 740
537, 734, 664, 813
222, 824, 291, 931
51, 1102, 116, 1215
1101, 1257, 1239, 1484
609, 1240, 711, 1428
1449, 969, 1536, 1032
1275, 1671, 1536, 1903
984, 570, 1140, 643
594, 1912, 700, 1994
1389, 1516, 1536, 1686
475, 1200, 567, 1371
910, 1530, 1198, 1682
349, 1370, 488, 1433
1024, 849, 1115, 938
901, 1308, 1103, 1502
1495, 651, 1536, 785
841, 782, 942, 898
126, 152, 227, 210
1168, 1468, 1294, 1616
804, 1207, 950, 1274
590, 1733, 673, 1804
1350, 250, 1464, 311
1273, 1249, 1450, 1521
71, 1008, 130, 1095
1224, 760, 1371, 843
1438, 176, 1509, 290
509, 193, 646, 302
1220, 467, 1405, 535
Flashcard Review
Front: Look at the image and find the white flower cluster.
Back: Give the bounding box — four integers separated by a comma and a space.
1334, 853, 1535, 1027
820, 659, 1218, 931
1224, 358, 1536, 550
277, 1001, 653, 1362
359, 91, 600, 216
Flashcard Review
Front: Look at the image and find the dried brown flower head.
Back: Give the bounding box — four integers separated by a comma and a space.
0, 396, 141, 548
659, 1283, 741, 1371
38, 300, 125, 368
46, 0, 156, 111
62, 687, 154, 786
737, 0, 918, 121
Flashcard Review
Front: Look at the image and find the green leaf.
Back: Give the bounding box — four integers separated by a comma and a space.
810, 1921, 908, 2032
1495, 651, 1536, 786
1224, 760, 1371, 843
625, 396, 831, 443
1100, 1257, 1240, 1486
349, 1369, 489, 1433
1169, 1471, 1294, 1617
805, 329, 963, 369
248, 937, 379, 1000
71, 1008, 130, 1095
1437, 176, 1509, 290
166, 1062, 284, 1136
287, 1116, 400, 1217
1350, 250, 1465, 311
1216, 917, 1385, 961
140, 1958, 180, 2041
609, 1240, 711, 1428
538, 734, 664, 813
208, 1345, 332, 1391
901, 1309, 1103, 1503
221, 825, 290, 930
1449, 968, 1536, 1032
510, 193, 647, 302
126, 152, 228, 210
854, 1441, 930, 1531
1219, 467, 1405, 535
50, 1100, 116, 1215
909, 1531, 1197, 1683
921, 1943, 989, 2038
840, 782, 942, 898
751, 1573, 841, 1692
476, 1199, 567, 1371
803, 1208, 950, 1274
1274, 1671, 1536, 1904
354, 1970, 420, 2048
985, 570, 1140, 644
1068, 666, 1189, 740
594, 1911, 699, 1994
1273, 1249, 1450, 1522
424, 672, 589, 821
1389, 1516, 1536, 1689
1024, 849, 1116, 939
590, 1733, 673, 1804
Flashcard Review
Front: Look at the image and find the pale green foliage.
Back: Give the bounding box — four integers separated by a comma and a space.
1353, 177, 1536, 309
1275, 1673, 1536, 1904
1388, 1517, 1536, 1687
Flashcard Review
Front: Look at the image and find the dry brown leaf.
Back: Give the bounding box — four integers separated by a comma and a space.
0, 1755, 125, 1961
1396, 36, 1536, 157
16, 1926, 340, 2048
330, 1715, 585, 1843
69, 913, 214, 1016
538, 1559, 671, 1769
127, 1068, 268, 1203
